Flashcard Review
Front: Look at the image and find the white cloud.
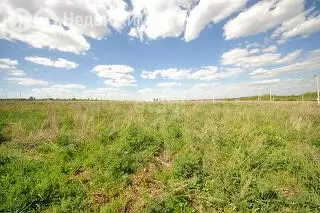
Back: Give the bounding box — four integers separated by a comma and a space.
185, 0, 248, 41
247, 79, 280, 86
32, 87, 69, 94
224, 0, 304, 40
276, 50, 302, 64
0, 58, 18, 71
250, 68, 270, 77
0, 58, 18, 66
30, 84, 86, 100
246, 43, 261, 49
81, 88, 124, 99
221, 46, 301, 68
273, 8, 320, 42
30, 87, 122, 99
93, 65, 134, 77
150, 77, 312, 100
51, 84, 86, 89
0, 0, 317, 48
281, 15, 320, 41
103, 76, 136, 87
262, 45, 278, 53
221, 48, 281, 68
25, 57, 79, 69
32, 84, 86, 95
91, 65, 136, 87
157, 82, 182, 88
0, 0, 129, 54
0, 58, 26, 76
6, 77, 49, 86
84, 88, 119, 94
141, 68, 190, 80
189, 66, 219, 80
191, 66, 242, 80
249, 48, 261, 54
0, 64, 15, 70
7, 69, 26, 77
142, 66, 242, 81
129, 0, 249, 42
249, 49, 320, 78
129, 0, 188, 40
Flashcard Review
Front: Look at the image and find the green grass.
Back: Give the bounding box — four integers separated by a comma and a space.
0, 101, 319, 212
239, 92, 318, 101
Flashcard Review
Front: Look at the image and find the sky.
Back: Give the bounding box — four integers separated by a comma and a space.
0, 0, 320, 100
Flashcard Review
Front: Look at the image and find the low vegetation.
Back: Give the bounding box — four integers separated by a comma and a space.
239, 92, 318, 101
0, 101, 319, 212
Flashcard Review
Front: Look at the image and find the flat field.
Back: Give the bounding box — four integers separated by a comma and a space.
0, 101, 319, 212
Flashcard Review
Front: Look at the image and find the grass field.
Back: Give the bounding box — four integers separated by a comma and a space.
0, 101, 320, 212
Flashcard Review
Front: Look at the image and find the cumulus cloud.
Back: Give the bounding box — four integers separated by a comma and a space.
0, 58, 26, 76
0, 0, 129, 54
276, 50, 302, 64
6, 77, 49, 86
250, 68, 270, 78
184, 0, 248, 41
141, 68, 191, 80
129, 0, 249, 42
0, 58, 18, 66
0, 64, 15, 70
0, 0, 318, 48
221, 46, 301, 68
7, 69, 26, 77
249, 49, 320, 78
91, 65, 136, 87
221, 48, 280, 68
262, 46, 278, 53
224, 0, 304, 40
129, 0, 189, 40
25, 57, 79, 69
0, 58, 18, 71
142, 66, 242, 81
273, 8, 320, 43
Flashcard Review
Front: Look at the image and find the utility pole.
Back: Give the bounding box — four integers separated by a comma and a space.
270, 88, 272, 102
317, 76, 320, 106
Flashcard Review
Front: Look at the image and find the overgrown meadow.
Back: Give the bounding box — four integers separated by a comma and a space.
0, 101, 319, 212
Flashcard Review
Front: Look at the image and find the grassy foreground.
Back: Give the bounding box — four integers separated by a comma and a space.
0, 101, 319, 212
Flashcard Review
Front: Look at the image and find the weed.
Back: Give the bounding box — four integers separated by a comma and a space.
0, 101, 319, 212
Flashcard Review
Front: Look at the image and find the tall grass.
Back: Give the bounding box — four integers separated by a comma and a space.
0, 101, 319, 212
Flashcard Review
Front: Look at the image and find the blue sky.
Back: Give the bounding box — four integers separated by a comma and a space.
0, 0, 319, 100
